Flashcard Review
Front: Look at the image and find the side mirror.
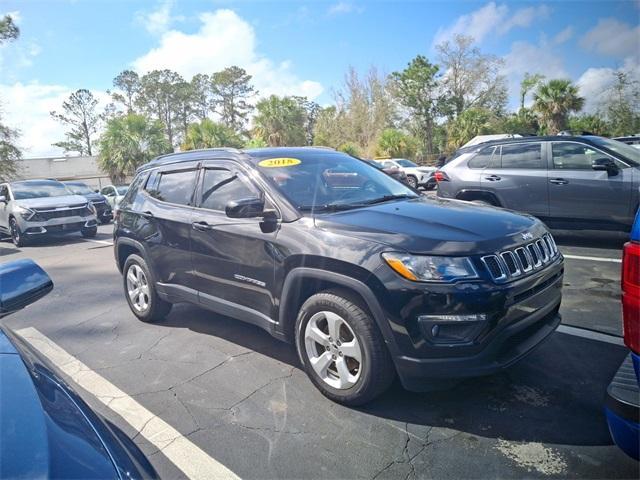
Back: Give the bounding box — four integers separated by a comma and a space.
592, 157, 617, 172
0, 259, 53, 318
94, 189, 99, 193
0, 195, 6, 203
226, 197, 265, 219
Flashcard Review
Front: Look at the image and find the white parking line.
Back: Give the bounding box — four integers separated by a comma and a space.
557, 325, 624, 346
82, 238, 113, 246
16, 327, 240, 480
562, 254, 621, 263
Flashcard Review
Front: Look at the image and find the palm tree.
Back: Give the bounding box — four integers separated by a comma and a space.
181, 119, 243, 151
98, 113, 170, 183
446, 108, 494, 151
533, 79, 584, 134
252, 95, 306, 147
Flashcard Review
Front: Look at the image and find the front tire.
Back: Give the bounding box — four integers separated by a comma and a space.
81, 226, 98, 238
123, 254, 172, 323
9, 217, 27, 247
295, 289, 395, 405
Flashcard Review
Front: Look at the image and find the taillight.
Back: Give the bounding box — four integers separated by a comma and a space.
434, 171, 449, 182
621, 241, 640, 353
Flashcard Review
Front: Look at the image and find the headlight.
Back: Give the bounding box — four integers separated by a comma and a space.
382, 252, 478, 283
14, 205, 35, 221
87, 202, 97, 215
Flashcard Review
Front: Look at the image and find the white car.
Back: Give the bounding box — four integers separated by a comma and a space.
100, 185, 129, 210
374, 159, 436, 189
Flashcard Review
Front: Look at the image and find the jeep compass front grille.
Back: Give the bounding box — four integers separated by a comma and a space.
481, 233, 559, 283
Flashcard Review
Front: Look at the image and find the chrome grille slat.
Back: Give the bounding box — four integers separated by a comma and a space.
482, 233, 560, 283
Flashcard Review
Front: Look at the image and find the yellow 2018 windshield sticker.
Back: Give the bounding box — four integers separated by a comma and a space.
258, 157, 301, 168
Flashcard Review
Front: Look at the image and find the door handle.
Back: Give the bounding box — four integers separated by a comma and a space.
140, 211, 154, 219
549, 178, 568, 185
485, 175, 501, 181
192, 221, 213, 231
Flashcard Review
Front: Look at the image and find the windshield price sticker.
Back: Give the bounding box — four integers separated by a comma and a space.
258, 158, 301, 168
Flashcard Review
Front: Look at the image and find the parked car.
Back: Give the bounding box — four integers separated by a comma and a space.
605, 209, 640, 460
100, 184, 129, 211
613, 135, 640, 149
0, 179, 98, 247
364, 159, 409, 184
0, 258, 157, 478
436, 135, 640, 231
63, 180, 113, 224
374, 158, 436, 189
113, 147, 563, 405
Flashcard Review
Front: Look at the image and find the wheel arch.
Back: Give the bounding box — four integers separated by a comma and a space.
278, 267, 400, 358
455, 189, 502, 206
116, 237, 148, 274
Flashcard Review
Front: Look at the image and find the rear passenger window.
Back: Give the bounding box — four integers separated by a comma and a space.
199, 169, 256, 211
152, 169, 197, 205
468, 146, 496, 169
500, 143, 543, 169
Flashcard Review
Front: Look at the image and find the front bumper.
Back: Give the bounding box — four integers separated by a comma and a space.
605, 352, 640, 460
19, 216, 97, 236
94, 203, 113, 222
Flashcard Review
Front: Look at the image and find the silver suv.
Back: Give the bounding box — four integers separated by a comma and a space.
0, 179, 98, 247
375, 159, 436, 189
437, 135, 640, 231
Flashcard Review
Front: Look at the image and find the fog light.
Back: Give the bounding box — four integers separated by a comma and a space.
419, 313, 487, 323
418, 314, 488, 345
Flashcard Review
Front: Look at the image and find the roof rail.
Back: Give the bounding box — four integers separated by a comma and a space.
151, 147, 243, 163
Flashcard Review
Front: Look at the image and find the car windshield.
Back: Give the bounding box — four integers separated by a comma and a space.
64, 183, 93, 195
11, 181, 71, 200
588, 136, 640, 163
395, 159, 418, 167
256, 152, 418, 212
116, 186, 129, 195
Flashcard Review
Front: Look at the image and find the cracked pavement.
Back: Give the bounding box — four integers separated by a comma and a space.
1, 225, 637, 479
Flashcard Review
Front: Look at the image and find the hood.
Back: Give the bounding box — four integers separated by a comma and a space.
313, 196, 546, 255
15, 195, 88, 209
0, 328, 156, 479
76, 192, 107, 203
417, 166, 436, 173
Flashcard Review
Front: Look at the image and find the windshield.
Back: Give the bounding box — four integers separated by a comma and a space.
395, 159, 418, 167
256, 152, 418, 211
64, 183, 93, 195
116, 186, 129, 195
11, 181, 72, 200
588, 136, 640, 164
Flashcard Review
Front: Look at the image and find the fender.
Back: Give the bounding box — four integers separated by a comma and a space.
455, 189, 502, 206
114, 237, 153, 274
278, 267, 401, 357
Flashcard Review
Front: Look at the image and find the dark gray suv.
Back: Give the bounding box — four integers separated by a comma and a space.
437, 135, 640, 231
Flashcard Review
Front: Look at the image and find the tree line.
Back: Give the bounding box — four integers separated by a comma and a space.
1, 21, 639, 183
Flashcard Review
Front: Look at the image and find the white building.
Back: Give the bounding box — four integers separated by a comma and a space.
15, 155, 112, 189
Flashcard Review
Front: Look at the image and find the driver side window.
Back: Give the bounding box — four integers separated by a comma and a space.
199, 168, 257, 212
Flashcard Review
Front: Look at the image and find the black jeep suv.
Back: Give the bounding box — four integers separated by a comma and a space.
113, 147, 564, 405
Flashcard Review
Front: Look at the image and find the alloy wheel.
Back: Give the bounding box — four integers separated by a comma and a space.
304, 311, 362, 389
10, 219, 20, 246
126, 264, 150, 312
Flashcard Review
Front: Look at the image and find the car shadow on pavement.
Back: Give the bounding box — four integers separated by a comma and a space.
159, 304, 626, 447
551, 229, 628, 250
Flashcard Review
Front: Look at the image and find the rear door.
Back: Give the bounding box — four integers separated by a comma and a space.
480, 142, 549, 216
190, 160, 279, 323
143, 163, 199, 289
548, 141, 632, 224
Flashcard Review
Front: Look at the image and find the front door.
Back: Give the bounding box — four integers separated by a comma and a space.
190, 161, 279, 324
0, 184, 10, 231
548, 141, 632, 224
481, 142, 549, 217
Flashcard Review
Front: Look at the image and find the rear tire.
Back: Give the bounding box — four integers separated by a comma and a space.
123, 254, 172, 323
295, 289, 395, 405
406, 175, 418, 189
9, 217, 27, 247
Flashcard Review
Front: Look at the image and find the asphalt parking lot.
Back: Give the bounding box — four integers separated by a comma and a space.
0, 223, 637, 479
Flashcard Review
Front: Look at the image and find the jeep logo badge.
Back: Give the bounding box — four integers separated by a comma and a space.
521, 232, 533, 241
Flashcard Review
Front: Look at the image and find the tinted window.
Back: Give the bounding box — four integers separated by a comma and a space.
200, 169, 256, 211
468, 146, 496, 169
500, 143, 543, 169
396, 159, 417, 167
552, 142, 601, 170
64, 182, 93, 195
101, 187, 114, 196
0, 185, 8, 198
152, 169, 197, 205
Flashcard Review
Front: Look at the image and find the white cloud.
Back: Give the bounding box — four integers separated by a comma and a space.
580, 18, 640, 60
433, 2, 550, 45
552, 26, 573, 45
132, 9, 323, 100
327, 2, 363, 16
577, 58, 640, 113
0, 82, 109, 158
136, 0, 183, 36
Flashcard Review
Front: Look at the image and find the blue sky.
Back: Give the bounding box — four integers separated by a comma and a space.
1, 0, 638, 156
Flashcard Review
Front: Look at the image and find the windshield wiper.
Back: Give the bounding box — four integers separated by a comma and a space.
299, 203, 366, 212
363, 194, 418, 205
